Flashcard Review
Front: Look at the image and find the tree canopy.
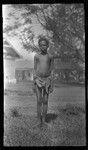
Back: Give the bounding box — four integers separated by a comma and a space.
3, 4, 85, 63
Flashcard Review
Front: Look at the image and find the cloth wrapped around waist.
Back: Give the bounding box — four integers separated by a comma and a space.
33, 75, 53, 94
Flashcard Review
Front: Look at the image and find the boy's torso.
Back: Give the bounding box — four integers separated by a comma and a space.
35, 53, 53, 78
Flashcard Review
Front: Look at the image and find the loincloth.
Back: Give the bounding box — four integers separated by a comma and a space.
33, 75, 53, 94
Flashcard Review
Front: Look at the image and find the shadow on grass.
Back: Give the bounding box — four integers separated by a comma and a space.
45, 113, 58, 123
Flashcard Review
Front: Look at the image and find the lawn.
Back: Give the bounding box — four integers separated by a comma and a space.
4, 83, 86, 146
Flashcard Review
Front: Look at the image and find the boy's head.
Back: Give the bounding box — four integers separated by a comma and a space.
38, 37, 49, 53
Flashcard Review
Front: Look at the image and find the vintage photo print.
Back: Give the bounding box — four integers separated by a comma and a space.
3, 4, 85, 146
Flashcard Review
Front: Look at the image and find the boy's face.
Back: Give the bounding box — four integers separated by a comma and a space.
39, 40, 48, 53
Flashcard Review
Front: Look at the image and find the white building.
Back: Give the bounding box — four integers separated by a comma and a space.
4, 39, 34, 84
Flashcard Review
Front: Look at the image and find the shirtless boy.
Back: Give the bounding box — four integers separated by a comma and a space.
33, 37, 60, 124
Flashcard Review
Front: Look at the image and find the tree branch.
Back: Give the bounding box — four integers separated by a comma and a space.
35, 11, 46, 28
70, 20, 85, 45
54, 30, 84, 63
40, 6, 49, 25
49, 4, 57, 22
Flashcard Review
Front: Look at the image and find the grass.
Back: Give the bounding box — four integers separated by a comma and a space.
4, 103, 86, 146
4, 84, 86, 146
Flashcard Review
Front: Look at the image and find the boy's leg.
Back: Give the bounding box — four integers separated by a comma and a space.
42, 90, 48, 123
35, 85, 42, 122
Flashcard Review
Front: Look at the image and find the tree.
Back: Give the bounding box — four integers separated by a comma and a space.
3, 4, 85, 63
3, 5, 39, 53
13, 4, 84, 62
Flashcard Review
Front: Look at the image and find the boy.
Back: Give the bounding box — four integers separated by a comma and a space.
33, 37, 60, 124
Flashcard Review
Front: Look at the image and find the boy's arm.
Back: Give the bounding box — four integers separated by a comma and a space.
50, 56, 54, 71
50, 56, 54, 78
33, 55, 37, 81
34, 55, 37, 71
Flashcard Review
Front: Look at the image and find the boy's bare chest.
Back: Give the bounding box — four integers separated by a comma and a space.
35, 54, 52, 76
38, 55, 50, 64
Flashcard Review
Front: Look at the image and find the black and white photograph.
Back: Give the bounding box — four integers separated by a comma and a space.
3, 4, 85, 146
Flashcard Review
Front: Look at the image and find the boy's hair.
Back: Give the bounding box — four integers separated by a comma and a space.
38, 37, 49, 47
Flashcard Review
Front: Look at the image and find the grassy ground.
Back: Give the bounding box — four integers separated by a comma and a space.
4, 83, 86, 146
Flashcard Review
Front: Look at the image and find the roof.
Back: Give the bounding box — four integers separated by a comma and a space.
3, 39, 22, 59
3, 40, 10, 46
4, 46, 21, 58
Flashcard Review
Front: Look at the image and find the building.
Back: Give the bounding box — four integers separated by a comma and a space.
4, 58, 34, 83
4, 39, 34, 84
15, 59, 34, 83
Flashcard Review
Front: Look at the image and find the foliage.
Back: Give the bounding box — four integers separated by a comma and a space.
3, 4, 85, 63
